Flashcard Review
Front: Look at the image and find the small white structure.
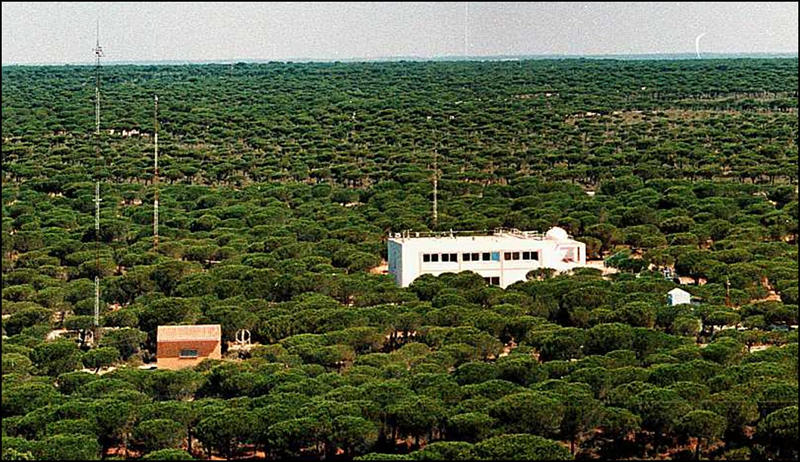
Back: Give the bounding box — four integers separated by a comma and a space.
667, 288, 692, 306
387, 227, 586, 288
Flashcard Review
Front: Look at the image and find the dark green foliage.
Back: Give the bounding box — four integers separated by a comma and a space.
489, 392, 564, 437
142, 448, 195, 460
82, 347, 120, 372
98, 328, 147, 360
2, 382, 61, 417
445, 412, 495, 442
758, 406, 799, 460
1, 59, 797, 461
29, 340, 82, 376
133, 419, 186, 453
33, 434, 101, 460
410, 441, 475, 460
472, 433, 572, 460
196, 409, 257, 459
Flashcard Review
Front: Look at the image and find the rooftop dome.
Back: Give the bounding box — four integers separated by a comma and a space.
545, 226, 569, 240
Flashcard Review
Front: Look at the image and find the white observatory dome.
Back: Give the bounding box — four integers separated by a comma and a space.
545, 226, 569, 240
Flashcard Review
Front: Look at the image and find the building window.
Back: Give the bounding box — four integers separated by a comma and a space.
522, 251, 539, 261
431, 254, 439, 262
482, 252, 491, 261
442, 253, 450, 262
504, 252, 511, 260
179, 349, 199, 358
463, 253, 471, 261
491, 252, 500, 261
471, 253, 479, 261
512, 252, 520, 260
484, 277, 501, 286
423, 254, 431, 263
450, 253, 458, 262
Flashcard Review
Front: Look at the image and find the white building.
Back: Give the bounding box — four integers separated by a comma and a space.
667, 288, 692, 306
387, 227, 586, 289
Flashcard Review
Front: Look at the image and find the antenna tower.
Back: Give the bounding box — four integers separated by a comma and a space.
433, 147, 438, 228
92, 20, 104, 334
153, 95, 159, 250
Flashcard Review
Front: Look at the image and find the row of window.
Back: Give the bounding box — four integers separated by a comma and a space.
506, 251, 540, 261
422, 251, 539, 263
483, 277, 501, 286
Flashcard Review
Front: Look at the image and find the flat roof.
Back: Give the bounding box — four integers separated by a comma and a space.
390, 234, 542, 243
389, 233, 578, 244
157, 324, 221, 342
388, 227, 576, 243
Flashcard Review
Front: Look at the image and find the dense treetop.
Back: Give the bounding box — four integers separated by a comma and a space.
1, 58, 798, 460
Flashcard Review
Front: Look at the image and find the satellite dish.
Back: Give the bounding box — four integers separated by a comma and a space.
545, 227, 569, 240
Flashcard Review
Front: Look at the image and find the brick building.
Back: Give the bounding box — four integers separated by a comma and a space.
156, 324, 222, 370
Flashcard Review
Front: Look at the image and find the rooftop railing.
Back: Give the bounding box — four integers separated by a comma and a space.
388, 228, 552, 240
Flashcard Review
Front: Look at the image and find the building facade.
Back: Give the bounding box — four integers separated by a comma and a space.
388, 227, 586, 288
667, 288, 692, 306
156, 324, 222, 370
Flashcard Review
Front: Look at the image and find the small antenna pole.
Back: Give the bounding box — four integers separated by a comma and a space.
153, 95, 159, 251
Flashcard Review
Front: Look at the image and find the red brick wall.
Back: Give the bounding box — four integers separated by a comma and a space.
157, 340, 221, 370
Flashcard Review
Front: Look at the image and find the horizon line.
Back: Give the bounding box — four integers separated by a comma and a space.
2, 51, 798, 67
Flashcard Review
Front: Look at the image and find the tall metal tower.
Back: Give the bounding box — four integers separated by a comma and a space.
153, 95, 159, 251
432, 147, 438, 228
92, 20, 104, 333
426, 117, 439, 229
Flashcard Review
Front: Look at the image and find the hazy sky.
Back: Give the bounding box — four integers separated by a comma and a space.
2, 2, 798, 64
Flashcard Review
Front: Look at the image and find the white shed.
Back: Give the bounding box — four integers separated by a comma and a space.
667, 288, 692, 306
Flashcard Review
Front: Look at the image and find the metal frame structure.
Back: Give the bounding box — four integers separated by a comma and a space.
92, 20, 104, 333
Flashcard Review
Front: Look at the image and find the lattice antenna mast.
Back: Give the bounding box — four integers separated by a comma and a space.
427, 118, 438, 229
153, 95, 159, 250
93, 173, 102, 329
92, 20, 104, 331
433, 145, 438, 228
